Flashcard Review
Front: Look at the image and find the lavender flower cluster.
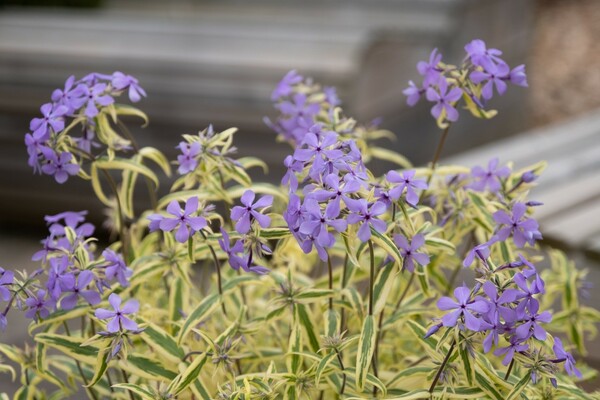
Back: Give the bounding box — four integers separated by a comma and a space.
25, 72, 145, 183
270, 71, 431, 272
404, 39, 528, 122
1, 211, 139, 340
423, 158, 579, 382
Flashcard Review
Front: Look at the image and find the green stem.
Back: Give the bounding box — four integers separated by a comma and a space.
121, 369, 135, 400
200, 231, 227, 316
504, 359, 515, 381
63, 322, 99, 400
427, 124, 451, 186
368, 240, 375, 317
335, 349, 347, 395
327, 255, 333, 311
429, 340, 455, 393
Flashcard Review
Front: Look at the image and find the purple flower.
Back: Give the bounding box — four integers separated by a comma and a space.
553, 337, 582, 378
51, 75, 87, 114
293, 129, 343, 179
309, 173, 359, 216
177, 142, 202, 174
494, 339, 528, 366
152, 197, 207, 243
281, 155, 303, 192
508, 64, 528, 87
417, 48, 443, 87
82, 83, 114, 118
425, 78, 463, 122
493, 203, 542, 248
393, 233, 430, 272
230, 190, 273, 234
464, 39, 505, 71
345, 199, 387, 242
468, 158, 510, 192
515, 300, 552, 341
271, 70, 303, 101
46, 256, 74, 300
463, 240, 496, 267
95, 293, 139, 333
437, 285, 489, 331
0, 268, 14, 302
284, 194, 305, 231
25, 290, 55, 320
217, 229, 269, 275
513, 272, 542, 314
386, 170, 428, 206
29, 103, 68, 140
45, 210, 88, 230
218, 229, 245, 269
111, 72, 146, 103
40, 149, 79, 184
102, 249, 133, 287
324, 86, 341, 106
299, 199, 347, 248
24, 132, 50, 173
470, 62, 510, 100
60, 270, 101, 310
403, 80, 423, 106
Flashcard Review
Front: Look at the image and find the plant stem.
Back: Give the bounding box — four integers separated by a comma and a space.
200, 231, 227, 316
327, 255, 333, 311
429, 340, 455, 393
62, 322, 99, 400
335, 349, 347, 395
121, 369, 135, 400
368, 240, 375, 317
367, 239, 379, 394
504, 359, 515, 381
427, 124, 451, 186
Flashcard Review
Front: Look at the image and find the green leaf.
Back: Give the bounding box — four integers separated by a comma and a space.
474, 370, 503, 400
168, 354, 208, 396
86, 342, 111, 387
355, 315, 377, 391
369, 147, 412, 168
90, 164, 112, 207
177, 275, 255, 344
125, 354, 178, 381
112, 383, 155, 400
315, 352, 337, 386
296, 304, 320, 352
458, 337, 474, 386
372, 262, 395, 315
287, 318, 302, 374
142, 323, 185, 364
505, 373, 530, 400
258, 227, 291, 240
114, 104, 149, 126
35, 333, 99, 364
139, 146, 172, 177
425, 236, 456, 253
95, 157, 159, 188
370, 228, 401, 267
324, 309, 339, 337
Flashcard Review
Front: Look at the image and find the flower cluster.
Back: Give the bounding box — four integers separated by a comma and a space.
25, 72, 146, 183
403, 39, 528, 123
2, 211, 138, 335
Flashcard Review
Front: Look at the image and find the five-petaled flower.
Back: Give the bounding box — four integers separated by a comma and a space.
425, 78, 463, 122
149, 196, 207, 243
345, 199, 387, 242
493, 202, 542, 248
230, 190, 273, 234
95, 293, 139, 333
387, 170, 428, 206
393, 233, 430, 272
437, 285, 489, 331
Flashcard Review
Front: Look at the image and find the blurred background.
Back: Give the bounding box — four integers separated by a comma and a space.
0, 0, 599, 394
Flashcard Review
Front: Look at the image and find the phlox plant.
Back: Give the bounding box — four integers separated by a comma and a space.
1, 40, 599, 399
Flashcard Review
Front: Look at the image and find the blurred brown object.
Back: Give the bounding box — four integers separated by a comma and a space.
530, 0, 600, 125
